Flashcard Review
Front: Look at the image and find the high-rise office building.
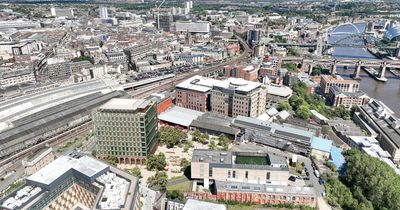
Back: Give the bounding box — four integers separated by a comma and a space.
92, 98, 158, 165
99, 6, 108, 19
158, 14, 173, 32
211, 78, 266, 118
247, 29, 261, 46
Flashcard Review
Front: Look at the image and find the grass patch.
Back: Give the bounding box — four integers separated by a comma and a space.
168, 175, 187, 182
235, 155, 269, 165
166, 181, 191, 191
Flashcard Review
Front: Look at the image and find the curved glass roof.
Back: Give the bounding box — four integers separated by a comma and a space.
384, 27, 400, 41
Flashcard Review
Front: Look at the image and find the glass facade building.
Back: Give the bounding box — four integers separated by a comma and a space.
92, 98, 158, 164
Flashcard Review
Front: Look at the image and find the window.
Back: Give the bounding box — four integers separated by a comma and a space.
228, 170, 231, 178
245, 171, 248, 179
266, 172, 270, 180
232, 171, 236, 178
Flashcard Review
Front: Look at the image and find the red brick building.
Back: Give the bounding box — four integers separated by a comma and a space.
224, 65, 258, 81
146, 92, 174, 114
185, 181, 317, 207
175, 76, 219, 112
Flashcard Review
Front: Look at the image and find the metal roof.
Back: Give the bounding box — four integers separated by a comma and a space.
158, 106, 203, 127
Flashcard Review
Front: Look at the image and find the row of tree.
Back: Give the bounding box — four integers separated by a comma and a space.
278, 81, 352, 120
325, 149, 400, 210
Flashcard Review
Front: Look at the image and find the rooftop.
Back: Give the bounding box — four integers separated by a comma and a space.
158, 106, 204, 127
214, 78, 262, 93
215, 181, 316, 196
99, 98, 152, 112
176, 75, 219, 93
183, 199, 226, 210
321, 75, 359, 84
27, 154, 109, 189
266, 84, 293, 97
311, 136, 332, 153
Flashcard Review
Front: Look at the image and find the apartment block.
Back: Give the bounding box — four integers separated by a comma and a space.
0, 66, 35, 88
224, 65, 258, 81
211, 78, 266, 118
320, 75, 359, 94
92, 98, 158, 165
327, 85, 370, 109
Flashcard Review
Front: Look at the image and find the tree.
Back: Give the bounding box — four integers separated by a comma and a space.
180, 158, 190, 172
311, 66, 322, 76
282, 63, 297, 72
147, 171, 168, 190
166, 190, 185, 201
160, 127, 187, 148
341, 149, 400, 210
333, 105, 351, 120
131, 166, 142, 178
192, 130, 208, 144
296, 104, 312, 120
105, 156, 118, 166
146, 153, 167, 171
289, 95, 305, 110
209, 140, 217, 150
287, 48, 299, 56
325, 177, 357, 209
217, 134, 231, 151
278, 101, 292, 111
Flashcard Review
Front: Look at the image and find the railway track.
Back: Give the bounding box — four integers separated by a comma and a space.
0, 121, 92, 169
0, 36, 251, 170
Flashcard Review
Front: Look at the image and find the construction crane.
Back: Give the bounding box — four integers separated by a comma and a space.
156, 0, 166, 31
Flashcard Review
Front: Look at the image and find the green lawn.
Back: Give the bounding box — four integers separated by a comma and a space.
235, 155, 269, 165
166, 181, 191, 191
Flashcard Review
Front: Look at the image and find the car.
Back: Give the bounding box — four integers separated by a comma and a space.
305, 167, 309, 173
306, 171, 310, 177
319, 178, 325, 185
288, 176, 296, 182
303, 177, 310, 181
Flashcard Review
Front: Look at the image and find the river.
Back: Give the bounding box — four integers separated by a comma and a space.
328, 23, 400, 116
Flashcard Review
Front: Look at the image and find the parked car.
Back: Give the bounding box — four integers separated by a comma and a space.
303, 177, 310, 181
319, 178, 325, 185
289, 176, 296, 182
306, 171, 310, 177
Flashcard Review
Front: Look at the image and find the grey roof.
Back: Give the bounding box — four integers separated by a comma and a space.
183, 199, 226, 210
190, 113, 240, 135
360, 100, 400, 148
27, 154, 109, 190
192, 149, 233, 164
233, 116, 313, 141
98, 98, 152, 112
215, 181, 316, 196
158, 106, 204, 127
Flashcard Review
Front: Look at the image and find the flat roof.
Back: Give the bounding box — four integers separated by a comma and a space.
27, 155, 109, 188
176, 75, 219, 93
215, 181, 316, 196
214, 78, 261, 93
266, 84, 292, 97
183, 199, 226, 210
99, 98, 151, 111
158, 106, 204, 127
311, 136, 332, 153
